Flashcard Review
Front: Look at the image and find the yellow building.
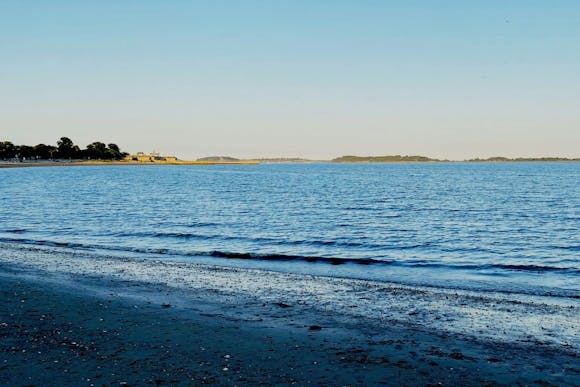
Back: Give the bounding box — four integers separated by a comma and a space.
126, 151, 177, 162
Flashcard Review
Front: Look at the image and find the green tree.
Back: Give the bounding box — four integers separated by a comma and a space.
106, 143, 127, 160
33, 144, 57, 159
56, 137, 80, 159
2, 138, 128, 161
17, 145, 34, 160
85, 142, 108, 159
0, 141, 17, 159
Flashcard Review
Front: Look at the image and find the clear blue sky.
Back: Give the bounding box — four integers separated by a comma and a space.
1, 1, 579, 160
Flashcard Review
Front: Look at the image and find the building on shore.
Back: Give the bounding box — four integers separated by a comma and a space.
125, 152, 178, 163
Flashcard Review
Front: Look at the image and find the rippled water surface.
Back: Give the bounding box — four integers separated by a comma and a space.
1, 163, 578, 296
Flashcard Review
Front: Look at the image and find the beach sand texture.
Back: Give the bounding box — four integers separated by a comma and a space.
1, 242, 578, 385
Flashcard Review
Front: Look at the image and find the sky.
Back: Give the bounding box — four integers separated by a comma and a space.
1, 1, 579, 160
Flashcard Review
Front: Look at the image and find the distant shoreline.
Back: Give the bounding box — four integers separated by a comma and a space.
330, 160, 580, 163
1, 159, 579, 168
332, 155, 580, 163
0, 160, 260, 168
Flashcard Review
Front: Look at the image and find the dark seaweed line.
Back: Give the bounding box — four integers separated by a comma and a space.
1, 236, 578, 275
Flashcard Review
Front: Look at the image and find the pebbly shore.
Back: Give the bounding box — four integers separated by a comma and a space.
0, 242, 578, 386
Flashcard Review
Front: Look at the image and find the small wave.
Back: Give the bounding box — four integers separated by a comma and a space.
284, 239, 368, 248
550, 245, 580, 252
203, 250, 383, 266
1, 237, 578, 275
0, 237, 37, 245
344, 206, 378, 211
113, 231, 202, 239
1, 229, 27, 234
403, 261, 580, 275
110, 231, 426, 250
439, 246, 498, 254
489, 263, 580, 274
0, 237, 126, 253
186, 222, 219, 228
42, 241, 70, 247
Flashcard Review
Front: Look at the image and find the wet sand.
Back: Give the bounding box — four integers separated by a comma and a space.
1, 243, 578, 386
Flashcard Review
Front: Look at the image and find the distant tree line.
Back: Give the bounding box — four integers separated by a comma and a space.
0, 137, 128, 161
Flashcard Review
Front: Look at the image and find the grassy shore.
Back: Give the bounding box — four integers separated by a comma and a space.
1, 243, 578, 385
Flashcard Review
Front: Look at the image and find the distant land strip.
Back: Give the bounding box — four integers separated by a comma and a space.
331, 155, 580, 163
2, 156, 579, 169
332, 155, 441, 162
198, 156, 314, 163
2, 136, 579, 167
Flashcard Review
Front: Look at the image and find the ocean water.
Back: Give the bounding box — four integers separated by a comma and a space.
1, 163, 578, 297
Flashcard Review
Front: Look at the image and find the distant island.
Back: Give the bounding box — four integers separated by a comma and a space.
466, 156, 580, 162
332, 155, 579, 163
249, 157, 315, 163
197, 156, 240, 162
333, 155, 442, 162
198, 156, 313, 163
199, 155, 580, 163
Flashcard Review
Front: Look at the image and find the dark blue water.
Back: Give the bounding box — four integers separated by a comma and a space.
1, 163, 578, 296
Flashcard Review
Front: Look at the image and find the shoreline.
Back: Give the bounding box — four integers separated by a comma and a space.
0, 160, 259, 168
2, 159, 579, 169
1, 242, 578, 385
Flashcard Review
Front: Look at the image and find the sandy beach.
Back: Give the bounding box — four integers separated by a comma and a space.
0, 242, 578, 386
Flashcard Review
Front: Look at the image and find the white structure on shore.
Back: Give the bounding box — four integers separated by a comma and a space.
125, 151, 177, 163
